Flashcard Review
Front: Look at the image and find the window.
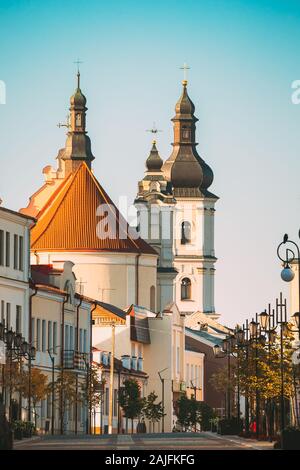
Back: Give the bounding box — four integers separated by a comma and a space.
31, 318, 35, 347
42, 320, 46, 352
75, 113, 82, 127
0, 230, 4, 266
113, 389, 118, 417
181, 221, 191, 244
65, 325, 69, 351
6, 303, 11, 329
105, 387, 109, 416
176, 346, 180, 374
1, 300, 4, 323
13, 235, 18, 269
83, 329, 87, 353
41, 399, 46, 419
150, 285, 156, 312
53, 322, 57, 354
70, 326, 74, 351
19, 236, 24, 271
36, 319, 41, 351
16, 305, 22, 333
181, 278, 191, 300
79, 328, 83, 352
48, 321, 52, 352
5, 232, 10, 267
182, 126, 190, 140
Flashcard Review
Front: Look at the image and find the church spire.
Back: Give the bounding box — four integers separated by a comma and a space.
146, 140, 163, 172
60, 72, 95, 175
162, 80, 214, 198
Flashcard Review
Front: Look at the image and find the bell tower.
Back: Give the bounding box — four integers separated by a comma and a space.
60, 71, 95, 175
163, 78, 219, 318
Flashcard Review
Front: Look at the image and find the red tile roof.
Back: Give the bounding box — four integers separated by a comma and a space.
31, 163, 157, 255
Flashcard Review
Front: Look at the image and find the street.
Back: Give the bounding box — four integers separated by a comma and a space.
13, 432, 274, 450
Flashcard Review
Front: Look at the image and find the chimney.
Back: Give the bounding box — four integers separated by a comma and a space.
121, 355, 131, 369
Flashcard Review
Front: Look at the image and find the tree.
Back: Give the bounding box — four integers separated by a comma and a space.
18, 367, 48, 427
198, 402, 216, 431
118, 379, 144, 434
210, 326, 296, 437
81, 364, 105, 433
47, 369, 77, 434
142, 391, 165, 433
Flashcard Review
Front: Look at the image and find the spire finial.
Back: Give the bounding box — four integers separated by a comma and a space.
74, 59, 83, 89
180, 62, 190, 85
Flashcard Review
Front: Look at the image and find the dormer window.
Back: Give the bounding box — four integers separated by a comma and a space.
181, 221, 191, 244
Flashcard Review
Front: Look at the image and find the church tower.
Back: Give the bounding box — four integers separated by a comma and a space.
135, 140, 177, 312
60, 71, 95, 176
136, 78, 219, 318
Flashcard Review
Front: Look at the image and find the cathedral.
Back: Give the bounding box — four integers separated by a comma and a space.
21, 73, 218, 319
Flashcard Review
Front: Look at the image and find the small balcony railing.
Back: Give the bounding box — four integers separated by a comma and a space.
63, 350, 88, 370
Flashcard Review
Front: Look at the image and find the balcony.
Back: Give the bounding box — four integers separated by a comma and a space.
63, 350, 88, 370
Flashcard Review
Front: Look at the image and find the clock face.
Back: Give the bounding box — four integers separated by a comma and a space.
182, 130, 189, 139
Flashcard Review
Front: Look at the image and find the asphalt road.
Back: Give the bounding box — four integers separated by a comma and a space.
13, 432, 274, 450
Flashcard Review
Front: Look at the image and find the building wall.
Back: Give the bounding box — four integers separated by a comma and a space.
173, 198, 217, 317
31, 289, 91, 433
185, 334, 228, 413
32, 252, 157, 311
185, 350, 204, 401
0, 208, 32, 341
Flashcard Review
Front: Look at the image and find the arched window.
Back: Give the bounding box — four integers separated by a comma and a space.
181, 278, 191, 300
181, 221, 191, 244
150, 285, 156, 312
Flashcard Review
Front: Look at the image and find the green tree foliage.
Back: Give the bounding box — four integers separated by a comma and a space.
118, 378, 145, 433
175, 395, 214, 431
142, 391, 165, 432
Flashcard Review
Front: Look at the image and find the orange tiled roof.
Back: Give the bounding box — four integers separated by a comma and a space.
31, 163, 157, 255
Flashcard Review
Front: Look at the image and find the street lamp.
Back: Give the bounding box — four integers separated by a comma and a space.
158, 367, 168, 433
277, 232, 300, 339
258, 311, 269, 331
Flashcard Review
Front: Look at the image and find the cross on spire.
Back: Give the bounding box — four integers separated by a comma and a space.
146, 122, 163, 135
180, 62, 190, 84
74, 59, 83, 88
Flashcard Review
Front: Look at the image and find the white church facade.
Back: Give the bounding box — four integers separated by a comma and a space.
135, 79, 219, 318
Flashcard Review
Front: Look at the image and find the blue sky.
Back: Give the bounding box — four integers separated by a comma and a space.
1, 0, 300, 326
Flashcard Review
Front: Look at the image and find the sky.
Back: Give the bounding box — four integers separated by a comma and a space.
1, 0, 300, 327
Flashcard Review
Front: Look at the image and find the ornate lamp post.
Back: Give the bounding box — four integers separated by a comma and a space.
0, 321, 35, 422
277, 232, 300, 340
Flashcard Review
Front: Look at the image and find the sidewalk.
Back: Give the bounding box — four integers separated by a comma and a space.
13, 436, 42, 449
205, 432, 275, 450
